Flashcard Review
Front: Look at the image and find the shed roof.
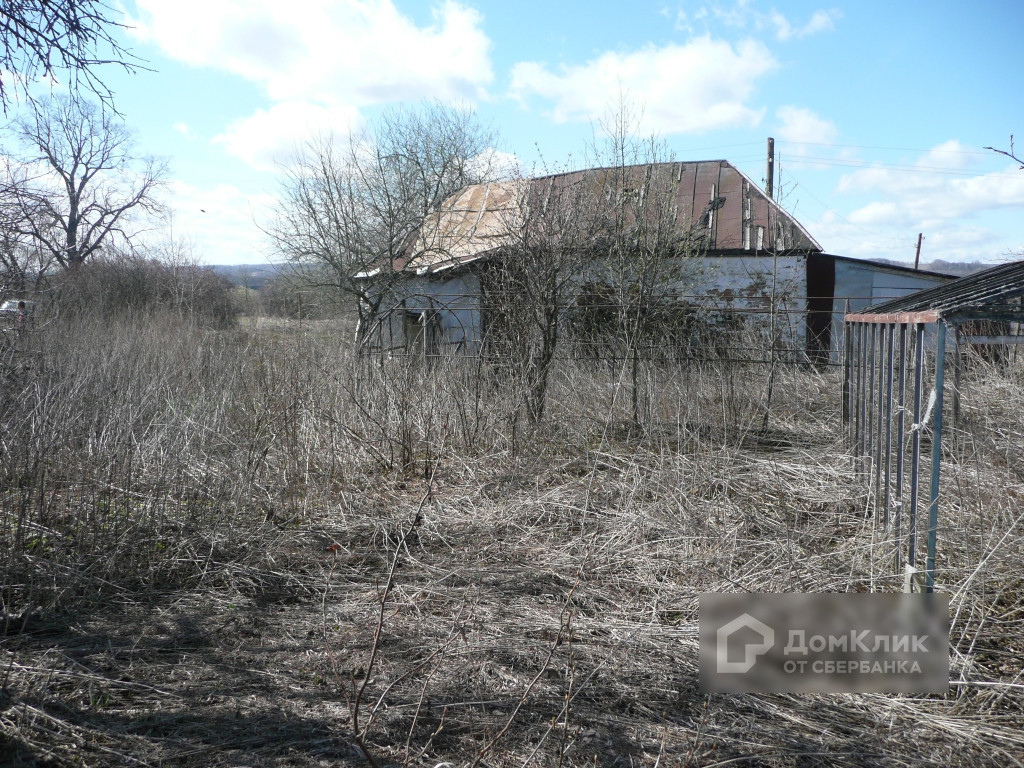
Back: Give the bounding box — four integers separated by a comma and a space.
856, 259, 1024, 321
400, 160, 822, 275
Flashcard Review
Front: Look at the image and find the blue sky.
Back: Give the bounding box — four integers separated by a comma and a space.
40, 0, 1024, 266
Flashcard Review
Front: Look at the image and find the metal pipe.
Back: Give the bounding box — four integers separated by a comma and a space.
926, 322, 947, 593
908, 323, 925, 569
895, 323, 908, 569
843, 312, 853, 425
866, 324, 877, 483
874, 323, 886, 519
856, 323, 867, 464
884, 323, 895, 529
849, 321, 859, 449
953, 325, 962, 426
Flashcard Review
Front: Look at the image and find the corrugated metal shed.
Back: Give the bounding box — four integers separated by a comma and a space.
827, 256, 952, 359
851, 259, 1024, 320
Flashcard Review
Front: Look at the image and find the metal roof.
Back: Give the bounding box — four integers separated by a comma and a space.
399, 160, 822, 275
825, 253, 953, 281
854, 259, 1024, 321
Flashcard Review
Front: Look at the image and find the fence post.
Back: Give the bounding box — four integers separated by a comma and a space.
926, 322, 947, 593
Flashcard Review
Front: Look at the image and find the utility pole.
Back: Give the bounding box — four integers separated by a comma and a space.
766, 137, 775, 200
914, 233, 923, 270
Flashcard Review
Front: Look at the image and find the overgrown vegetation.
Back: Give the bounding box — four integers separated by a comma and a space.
1, 305, 1022, 766
48, 251, 239, 328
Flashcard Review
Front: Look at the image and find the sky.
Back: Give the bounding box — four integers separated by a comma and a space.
19, 0, 1024, 267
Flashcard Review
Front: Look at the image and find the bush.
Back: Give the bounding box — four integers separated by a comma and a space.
50, 253, 239, 328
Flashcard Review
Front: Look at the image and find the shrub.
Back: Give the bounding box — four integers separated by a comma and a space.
50, 252, 239, 328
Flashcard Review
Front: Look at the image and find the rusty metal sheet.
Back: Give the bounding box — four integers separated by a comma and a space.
694, 161, 720, 210
845, 311, 940, 324
715, 163, 744, 249
674, 163, 699, 228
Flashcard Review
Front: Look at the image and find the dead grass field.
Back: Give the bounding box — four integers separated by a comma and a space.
2, 313, 1023, 767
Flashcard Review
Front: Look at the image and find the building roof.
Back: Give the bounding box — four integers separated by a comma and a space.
398, 160, 822, 275
858, 259, 1024, 321
824, 253, 953, 281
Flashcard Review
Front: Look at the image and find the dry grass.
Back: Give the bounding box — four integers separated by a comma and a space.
1, 313, 1022, 767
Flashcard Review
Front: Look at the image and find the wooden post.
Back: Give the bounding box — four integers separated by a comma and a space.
914, 233, 923, 270
766, 137, 775, 200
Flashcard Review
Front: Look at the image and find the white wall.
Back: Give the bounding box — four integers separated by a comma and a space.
371, 271, 483, 354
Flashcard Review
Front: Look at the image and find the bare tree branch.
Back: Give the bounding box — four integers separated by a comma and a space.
485, 96, 708, 425
0, 157, 54, 292
984, 135, 1024, 169
6, 95, 166, 268
0, 0, 142, 114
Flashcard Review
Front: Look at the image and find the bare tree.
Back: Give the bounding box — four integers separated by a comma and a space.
267, 102, 499, 346
6, 95, 165, 269
0, 0, 138, 113
584, 102, 708, 428
481, 170, 599, 421
0, 158, 54, 292
485, 99, 708, 425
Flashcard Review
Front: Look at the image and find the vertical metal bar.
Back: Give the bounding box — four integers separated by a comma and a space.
895, 323, 908, 569
843, 318, 853, 424
884, 323, 895, 529
847, 322, 856, 447
926, 322, 947, 593
908, 323, 925, 570
866, 324, 877, 482
874, 323, 886, 519
876, 327, 884, 520
953, 324, 962, 427
854, 323, 862, 455
856, 325, 864, 462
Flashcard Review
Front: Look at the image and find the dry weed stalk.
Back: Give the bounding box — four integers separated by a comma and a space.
0, 310, 1022, 766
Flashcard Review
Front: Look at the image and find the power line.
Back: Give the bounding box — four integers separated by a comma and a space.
776, 140, 997, 157
776, 168, 910, 249
778, 155, 1018, 177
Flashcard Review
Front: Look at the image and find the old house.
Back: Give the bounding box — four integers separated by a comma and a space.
360, 161, 952, 361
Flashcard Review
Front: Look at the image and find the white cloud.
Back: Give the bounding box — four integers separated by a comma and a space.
847, 200, 903, 227
159, 180, 279, 265
509, 37, 776, 135
469, 147, 522, 181
769, 8, 840, 41
847, 164, 1024, 222
811, 208, 1008, 264
775, 106, 837, 145
835, 147, 1024, 222
708, 0, 756, 29
172, 121, 191, 137
127, 1, 493, 171
807, 143, 1024, 262
700, 2, 840, 40
917, 139, 979, 171
213, 102, 364, 171
126, 0, 493, 106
